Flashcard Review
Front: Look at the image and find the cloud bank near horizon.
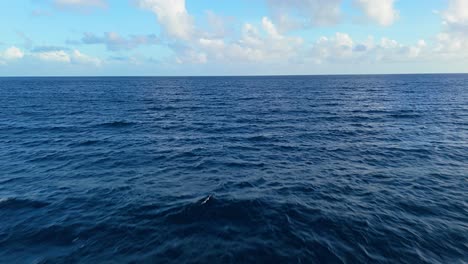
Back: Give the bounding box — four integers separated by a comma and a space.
1, 0, 467, 75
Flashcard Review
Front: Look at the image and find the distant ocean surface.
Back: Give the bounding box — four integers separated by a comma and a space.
0, 75, 467, 263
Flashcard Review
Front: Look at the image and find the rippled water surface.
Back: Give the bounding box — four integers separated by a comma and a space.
0, 75, 467, 263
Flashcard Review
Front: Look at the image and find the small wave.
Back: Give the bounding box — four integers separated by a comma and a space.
0, 177, 25, 184
0, 198, 49, 209
225, 161, 265, 168
247, 135, 276, 142
94, 121, 137, 128
48, 126, 77, 132
200, 195, 212, 205
388, 113, 422, 119
159, 196, 272, 225
148, 106, 178, 111
68, 139, 102, 147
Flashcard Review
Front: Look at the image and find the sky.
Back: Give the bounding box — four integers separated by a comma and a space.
0, 0, 467, 76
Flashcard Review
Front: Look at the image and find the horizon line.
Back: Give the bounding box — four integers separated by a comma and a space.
0, 72, 467, 78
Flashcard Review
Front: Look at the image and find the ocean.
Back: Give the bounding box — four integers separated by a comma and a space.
0, 75, 467, 263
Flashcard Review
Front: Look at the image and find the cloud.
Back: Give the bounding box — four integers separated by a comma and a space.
134, 0, 303, 64
107, 55, 154, 65
178, 17, 304, 64
1, 46, 100, 67
434, 32, 468, 59
2, 47, 25, 60
165, 20, 430, 71
204, 10, 233, 39
311, 33, 354, 63
378, 38, 426, 59
35, 50, 71, 63
353, 44, 367, 52
71, 50, 102, 66
354, 0, 399, 26
34, 48, 101, 66
75, 32, 160, 51
135, 0, 194, 40
307, 33, 427, 64
266, 0, 343, 30
432, 0, 468, 59
442, 0, 468, 33
175, 49, 208, 64
8, 0, 464, 74
266, 0, 400, 30
54, 0, 107, 9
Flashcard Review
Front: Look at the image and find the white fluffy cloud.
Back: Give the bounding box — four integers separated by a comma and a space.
311, 33, 354, 63
2, 46, 25, 60
266, 0, 400, 30
133, 0, 422, 67
443, 0, 468, 25
71, 50, 102, 66
175, 50, 208, 64
442, 0, 468, 33
191, 17, 303, 64
35, 50, 71, 63
376, 38, 427, 60
308, 33, 427, 64
135, 0, 304, 64
433, 0, 468, 59
4, 0, 466, 74
135, 0, 194, 40
434, 32, 468, 59
354, 0, 399, 26
193, 25, 425, 67
34, 49, 101, 66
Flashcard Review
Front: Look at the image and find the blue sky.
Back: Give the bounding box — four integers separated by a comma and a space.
0, 0, 467, 76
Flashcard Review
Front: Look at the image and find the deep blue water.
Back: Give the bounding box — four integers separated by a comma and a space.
0, 75, 467, 263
